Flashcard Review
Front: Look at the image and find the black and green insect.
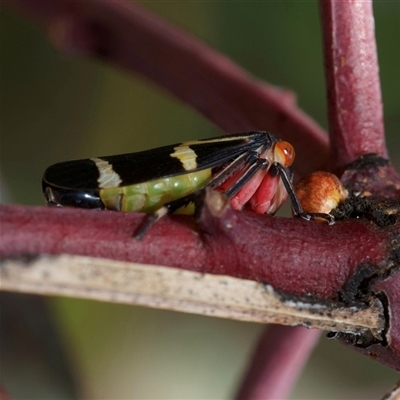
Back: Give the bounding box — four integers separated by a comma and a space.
42, 131, 330, 236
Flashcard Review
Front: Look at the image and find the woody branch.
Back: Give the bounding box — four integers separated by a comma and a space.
1, 0, 399, 379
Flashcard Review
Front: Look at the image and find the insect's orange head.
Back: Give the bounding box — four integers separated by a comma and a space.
274, 141, 295, 168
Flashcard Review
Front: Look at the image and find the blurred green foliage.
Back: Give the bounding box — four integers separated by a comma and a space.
1, 1, 399, 399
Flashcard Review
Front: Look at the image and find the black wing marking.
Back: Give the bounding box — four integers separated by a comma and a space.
43, 158, 101, 190
43, 132, 274, 190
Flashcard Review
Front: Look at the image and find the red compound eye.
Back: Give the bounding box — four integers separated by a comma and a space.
275, 141, 295, 167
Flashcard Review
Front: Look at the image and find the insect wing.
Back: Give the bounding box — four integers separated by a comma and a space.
43, 132, 272, 191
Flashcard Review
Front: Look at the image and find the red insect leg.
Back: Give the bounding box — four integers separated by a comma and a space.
214, 139, 296, 214
250, 174, 288, 214
216, 168, 267, 211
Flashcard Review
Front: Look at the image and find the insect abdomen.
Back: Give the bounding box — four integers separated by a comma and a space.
99, 169, 211, 213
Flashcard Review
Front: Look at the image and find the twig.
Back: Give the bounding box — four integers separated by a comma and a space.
320, 0, 387, 173
0, 254, 384, 337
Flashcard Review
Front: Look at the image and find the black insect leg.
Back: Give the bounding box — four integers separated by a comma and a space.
135, 148, 271, 239
224, 158, 268, 198
134, 208, 167, 239
208, 151, 254, 189
207, 144, 270, 191
134, 191, 202, 239
272, 162, 335, 224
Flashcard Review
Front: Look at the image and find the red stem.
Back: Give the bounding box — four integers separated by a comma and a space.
0, 203, 395, 302
2, 0, 400, 394
2, 203, 399, 372
336, 272, 400, 372
235, 326, 321, 400
319, 0, 387, 174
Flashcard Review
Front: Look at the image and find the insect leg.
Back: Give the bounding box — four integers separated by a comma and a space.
135, 153, 262, 238
208, 151, 254, 189
272, 162, 334, 224
135, 148, 269, 238
134, 191, 201, 239
224, 158, 267, 198
207, 142, 271, 190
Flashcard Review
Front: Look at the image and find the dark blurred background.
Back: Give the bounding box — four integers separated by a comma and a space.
1, 1, 399, 399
